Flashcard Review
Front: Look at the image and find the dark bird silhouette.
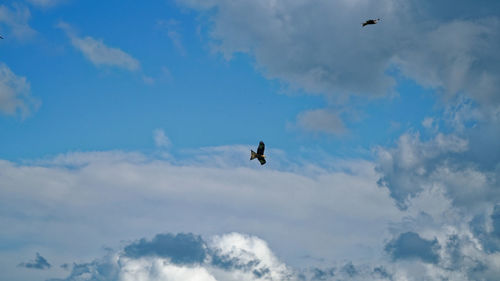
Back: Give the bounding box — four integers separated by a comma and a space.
362, 18, 380, 27
0, 35, 3, 39
250, 141, 266, 165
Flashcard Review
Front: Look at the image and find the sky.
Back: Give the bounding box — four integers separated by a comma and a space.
0, 0, 499, 280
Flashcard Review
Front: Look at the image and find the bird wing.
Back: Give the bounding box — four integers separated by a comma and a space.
258, 156, 266, 165
0, 36, 3, 39
257, 141, 265, 155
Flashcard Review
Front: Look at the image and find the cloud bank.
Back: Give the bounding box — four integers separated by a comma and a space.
0, 136, 499, 280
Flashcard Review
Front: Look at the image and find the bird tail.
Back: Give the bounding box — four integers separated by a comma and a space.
250, 150, 257, 160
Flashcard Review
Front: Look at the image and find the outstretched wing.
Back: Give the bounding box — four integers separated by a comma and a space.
363, 19, 376, 26
257, 141, 265, 155
258, 156, 266, 165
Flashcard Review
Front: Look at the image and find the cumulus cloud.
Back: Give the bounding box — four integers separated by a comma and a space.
50, 232, 293, 281
178, 0, 500, 108
208, 233, 292, 280
1, 144, 500, 280
394, 19, 500, 107
178, 0, 398, 99
58, 22, 140, 71
378, 128, 500, 213
371, 112, 500, 280
0, 62, 39, 118
54, 232, 399, 281
2, 137, 500, 280
0, 4, 36, 40
376, 132, 469, 209
0, 148, 399, 280
47, 229, 500, 281
18, 253, 51, 270
177, 0, 500, 142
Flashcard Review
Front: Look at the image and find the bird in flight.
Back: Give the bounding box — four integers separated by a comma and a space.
0, 35, 3, 39
250, 141, 266, 165
362, 18, 380, 27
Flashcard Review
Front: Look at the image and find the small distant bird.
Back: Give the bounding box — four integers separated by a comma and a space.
250, 141, 266, 165
362, 18, 380, 27
0, 35, 3, 39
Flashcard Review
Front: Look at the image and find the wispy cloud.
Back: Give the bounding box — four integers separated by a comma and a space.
153, 129, 171, 148
57, 22, 140, 71
0, 62, 40, 118
0, 4, 36, 40
157, 19, 186, 55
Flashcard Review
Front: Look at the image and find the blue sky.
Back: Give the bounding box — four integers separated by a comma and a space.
0, 0, 440, 161
1, 0, 500, 281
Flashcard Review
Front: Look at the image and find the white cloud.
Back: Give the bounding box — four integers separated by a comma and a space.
0, 4, 36, 40
178, 0, 500, 136
422, 117, 434, 129
43, 228, 500, 280
58, 22, 140, 71
179, 0, 398, 98
0, 148, 399, 277
394, 19, 500, 107
180, 0, 500, 104
153, 129, 171, 148
3, 141, 500, 280
376, 128, 500, 214
208, 233, 291, 281
120, 258, 217, 281
376, 132, 471, 208
0, 62, 39, 118
48, 233, 295, 281
157, 19, 186, 56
